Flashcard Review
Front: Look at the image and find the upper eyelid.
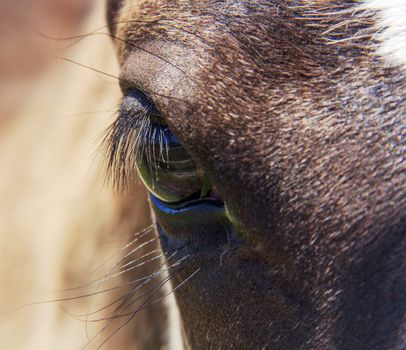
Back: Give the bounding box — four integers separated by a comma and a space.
105, 98, 169, 189
120, 88, 162, 117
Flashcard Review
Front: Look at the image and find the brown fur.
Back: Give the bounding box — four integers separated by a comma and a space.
2, 1, 403, 349
109, 1, 405, 349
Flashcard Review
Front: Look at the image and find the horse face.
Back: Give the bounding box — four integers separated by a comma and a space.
107, 1, 405, 348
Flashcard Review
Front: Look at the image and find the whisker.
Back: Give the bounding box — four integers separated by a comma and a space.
59, 109, 119, 119
131, 266, 200, 314
81, 250, 189, 349
32, 18, 216, 53
55, 225, 155, 293
94, 262, 199, 349
31, 24, 108, 42
80, 252, 189, 320
119, 249, 161, 271
92, 225, 154, 272
92, 269, 182, 350
20, 249, 181, 310
92, 252, 163, 288
108, 236, 160, 276
58, 57, 190, 104
57, 57, 126, 83
106, 266, 200, 320
109, 34, 189, 77
103, 254, 190, 320
82, 247, 176, 342
77, 268, 164, 318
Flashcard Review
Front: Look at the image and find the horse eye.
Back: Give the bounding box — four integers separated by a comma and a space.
133, 95, 203, 203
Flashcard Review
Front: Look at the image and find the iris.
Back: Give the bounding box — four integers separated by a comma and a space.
136, 123, 205, 203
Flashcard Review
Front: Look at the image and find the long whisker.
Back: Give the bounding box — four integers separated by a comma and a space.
33, 18, 219, 56
107, 230, 157, 274
82, 239, 169, 342
134, 267, 201, 315
58, 109, 119, 119
110, 34, 189, 76
81, 250, 188, 349
92, 269, 181, 350
20, 250, 173, 310
113, 252, 162, 276
57, 56, 125, 83
78, 256, 185, 320
99, 254, 188, 321
111, 266, 200, 319
57, 57, 190, 104
55, 225, 155, 293
95, 263, 199, 349
70, 250, 162, 298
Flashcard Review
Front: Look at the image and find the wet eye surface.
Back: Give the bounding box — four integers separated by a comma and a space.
136, 120, 205, 203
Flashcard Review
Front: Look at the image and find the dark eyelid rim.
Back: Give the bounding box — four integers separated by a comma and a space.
122, 88, 162, 118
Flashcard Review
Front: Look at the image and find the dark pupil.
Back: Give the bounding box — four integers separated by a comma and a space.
128, 90, 203, 203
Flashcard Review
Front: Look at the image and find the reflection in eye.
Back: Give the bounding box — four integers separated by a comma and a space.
105, 89, 206, 203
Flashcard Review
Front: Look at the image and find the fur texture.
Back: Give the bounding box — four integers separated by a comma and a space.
109, 0, 405, 349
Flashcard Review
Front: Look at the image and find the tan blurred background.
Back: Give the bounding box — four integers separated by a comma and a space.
0, 0, 93, 118
0, 1, 172, 349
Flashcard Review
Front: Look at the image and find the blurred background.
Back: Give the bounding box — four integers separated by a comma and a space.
0, 0, 93, 118
0, 1, 167, 349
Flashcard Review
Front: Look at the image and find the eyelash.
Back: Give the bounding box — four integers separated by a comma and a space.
104, 103, 169, 189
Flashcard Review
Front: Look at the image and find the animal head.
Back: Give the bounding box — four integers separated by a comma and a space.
106, 1, 405, 348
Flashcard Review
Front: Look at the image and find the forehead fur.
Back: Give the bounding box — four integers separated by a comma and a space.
115, 0, 406, 68
115, 0, 380, 67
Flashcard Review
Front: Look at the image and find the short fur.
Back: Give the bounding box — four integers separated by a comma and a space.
108, 0, 405, 349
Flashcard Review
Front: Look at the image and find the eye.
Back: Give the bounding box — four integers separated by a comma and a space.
115, 89, 208, 203
136, 120, 205, 203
